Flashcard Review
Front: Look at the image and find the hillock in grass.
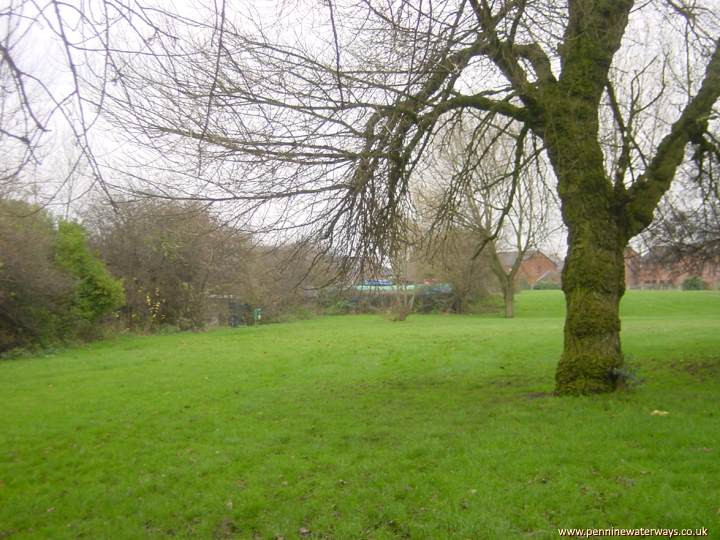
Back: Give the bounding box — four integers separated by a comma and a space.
1, 291, 719, 539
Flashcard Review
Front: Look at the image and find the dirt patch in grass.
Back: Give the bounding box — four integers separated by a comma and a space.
214, 517, 240, 539
670, 357, 720, 381
524, 391, 553, 400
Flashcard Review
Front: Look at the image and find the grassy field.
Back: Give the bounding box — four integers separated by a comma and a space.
1, 291, 718, 539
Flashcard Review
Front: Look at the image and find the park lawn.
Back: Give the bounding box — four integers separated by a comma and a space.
0, 291, 718, 539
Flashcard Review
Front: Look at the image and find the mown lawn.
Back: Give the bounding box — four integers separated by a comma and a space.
1, 291, 718, 539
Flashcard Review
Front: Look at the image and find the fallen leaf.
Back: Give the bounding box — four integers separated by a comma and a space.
299, 527, 311, 536
650, 410, 669, 416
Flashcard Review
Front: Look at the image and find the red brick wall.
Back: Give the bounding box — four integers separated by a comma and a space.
625, 252, 719, 289
519, 253, 559, 285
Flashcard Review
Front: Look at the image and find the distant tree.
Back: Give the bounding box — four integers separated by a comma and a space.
412, 227, 495, 314
87, 199, 254, 330
246, 243, 345, 321
422, 122, 557, 317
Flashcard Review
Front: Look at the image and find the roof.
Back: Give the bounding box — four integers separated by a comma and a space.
497, 250, 557, 269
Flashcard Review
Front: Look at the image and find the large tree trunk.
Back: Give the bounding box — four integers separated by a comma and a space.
545, 123, 630, 394
556, 216, 627, 394
539, 78, 631, 395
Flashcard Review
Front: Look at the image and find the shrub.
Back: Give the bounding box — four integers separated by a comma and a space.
682, 276, 708, 290
1, 200, 72, 351
87, 200, 256, 331
325, 300, 355, 315
0, 201, 123, 353
55, 221, 125, 334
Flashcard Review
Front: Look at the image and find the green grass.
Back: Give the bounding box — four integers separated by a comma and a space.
1, 291, 719, 539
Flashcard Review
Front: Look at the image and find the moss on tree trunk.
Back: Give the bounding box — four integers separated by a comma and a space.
556, 232, 626, 394
540, 86, 629, 395
548, 145, 629, 395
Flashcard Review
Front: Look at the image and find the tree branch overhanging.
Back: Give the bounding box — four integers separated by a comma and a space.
625, 39, 720, 237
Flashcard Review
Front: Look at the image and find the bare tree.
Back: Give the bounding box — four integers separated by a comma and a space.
87, 199, 254, 330
100, 0, 720, 394
420, 120, 557, 317
413, 226, 496, 313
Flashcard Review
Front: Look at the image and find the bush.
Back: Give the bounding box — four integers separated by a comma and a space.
682, 276, 708, 290
0, 200, 123, 353
55, 221, 125, 334
324, 299, 355, 315
1, 200, 72, 351
88, 200, 257, 331
414, 290, 454, 313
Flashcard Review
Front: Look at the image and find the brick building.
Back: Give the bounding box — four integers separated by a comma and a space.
625, 247, 720, 289
498, 250, 561, 288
